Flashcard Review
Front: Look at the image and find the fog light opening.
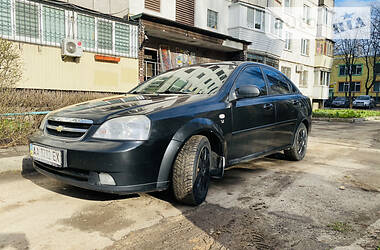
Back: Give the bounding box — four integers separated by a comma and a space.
99, 173, 116, 186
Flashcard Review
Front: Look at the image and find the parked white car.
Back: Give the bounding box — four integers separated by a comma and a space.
353, 95, 375, 109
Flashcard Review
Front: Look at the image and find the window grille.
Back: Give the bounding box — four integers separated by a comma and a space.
77, 14, 95, 49
115, 23, 129, 54
97, 19, 112, 51
0, 0, 138, 58
43, 6, 65, 44
15, 0, 40, 39
0, 0, 11, 36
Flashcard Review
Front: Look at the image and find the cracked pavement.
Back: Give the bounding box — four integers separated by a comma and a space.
0, 120, 380, 249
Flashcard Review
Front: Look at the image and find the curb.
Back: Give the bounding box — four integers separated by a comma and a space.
0, 155, 35, 175
312, 117, 380, 123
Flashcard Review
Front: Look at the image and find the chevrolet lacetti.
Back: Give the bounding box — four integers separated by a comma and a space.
30, 62, 311, 205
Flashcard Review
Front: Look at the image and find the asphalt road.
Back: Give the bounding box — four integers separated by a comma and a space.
1, 121, 380, 250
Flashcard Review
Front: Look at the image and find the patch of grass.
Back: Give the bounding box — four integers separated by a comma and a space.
313, 109, 380, 118
327, 222, 352, 233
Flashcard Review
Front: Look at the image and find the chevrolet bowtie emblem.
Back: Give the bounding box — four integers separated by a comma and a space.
56, 126, 64, 132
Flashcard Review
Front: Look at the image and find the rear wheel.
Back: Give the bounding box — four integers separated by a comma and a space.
172, 135, 211, 205
284, 123, 308, 161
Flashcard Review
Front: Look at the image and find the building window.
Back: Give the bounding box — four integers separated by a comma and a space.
97, 19, 113, 51
247, 8, 265, 31
284, 0, 292, 12
339, 65, 362, 76
320, 71, 330, 86
273, 18, 283, 38
247, 53, 264, 63
0, 0, 12, 36
15, 0, 40, 39
338, 82, 361, 92
374, 81, 380, 92
303, 4, 311, 24
281, 66, 291, 79
207, 9, 218, 29
322, 7, 329, 25
42, 6, 65, 44
301, 39, 309, 56
300, 70, 308, 87
115, 23, 130, 54
285, 32, 292, 50
77, 14, 95, 49
375, 63, 380, 75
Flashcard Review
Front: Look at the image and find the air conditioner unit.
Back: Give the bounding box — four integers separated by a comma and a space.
61, 38, 83, 58
296, 64, 304, 72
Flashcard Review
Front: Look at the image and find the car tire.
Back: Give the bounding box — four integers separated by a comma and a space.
284, 123, 308, 161
172, 135, 211, 205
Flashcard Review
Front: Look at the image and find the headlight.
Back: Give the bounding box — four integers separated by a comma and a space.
39, 115, 48, 130
92, 115, 151, 140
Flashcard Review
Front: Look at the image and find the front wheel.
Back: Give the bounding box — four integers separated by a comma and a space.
284, 123, 308, 161
172, 135, 211, 205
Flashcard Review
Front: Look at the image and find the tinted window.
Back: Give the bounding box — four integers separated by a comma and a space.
235, 66, 267, 96
283, 77, 298, 93
262, 68, 291, 95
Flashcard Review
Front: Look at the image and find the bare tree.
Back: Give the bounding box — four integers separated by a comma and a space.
334, 38, 361, 108
362, 5, 380, 95
0, 39, 22, 89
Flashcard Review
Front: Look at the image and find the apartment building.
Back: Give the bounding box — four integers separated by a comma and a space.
330, 56, 380, 101
194, 0, 334, 107
278, 0, 334, 108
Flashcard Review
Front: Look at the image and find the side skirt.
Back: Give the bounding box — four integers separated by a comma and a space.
226, 144, 292, 167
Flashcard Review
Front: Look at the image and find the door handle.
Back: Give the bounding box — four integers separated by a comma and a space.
263, 103, 273, 110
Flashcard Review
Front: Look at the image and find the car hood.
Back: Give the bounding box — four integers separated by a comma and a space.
48, 94, 208, 124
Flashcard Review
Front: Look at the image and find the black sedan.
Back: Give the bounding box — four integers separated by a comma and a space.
30, 62, 312, 205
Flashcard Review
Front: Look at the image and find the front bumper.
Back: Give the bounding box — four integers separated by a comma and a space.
29, 131, 169, 194
353, 103, 369, 108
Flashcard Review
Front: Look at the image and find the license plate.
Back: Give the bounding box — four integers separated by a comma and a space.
30, 144, 63, 168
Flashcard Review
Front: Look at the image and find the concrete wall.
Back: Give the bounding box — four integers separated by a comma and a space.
64, 0, 130, 18
194, 0, 230, 35
16, 43, 139, 92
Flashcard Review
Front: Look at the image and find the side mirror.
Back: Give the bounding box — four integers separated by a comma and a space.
236, 85, 260, 99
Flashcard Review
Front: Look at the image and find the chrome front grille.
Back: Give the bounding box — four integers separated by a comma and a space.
45, 117, 93, 139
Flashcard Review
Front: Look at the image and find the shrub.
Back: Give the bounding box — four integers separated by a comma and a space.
313, 109, 380, 118
0, 39, 22, 89
0, 89, 114, 148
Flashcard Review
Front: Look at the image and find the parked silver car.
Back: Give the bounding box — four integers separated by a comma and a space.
353, 95, 375, 109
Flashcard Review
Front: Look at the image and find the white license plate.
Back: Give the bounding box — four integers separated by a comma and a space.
30, 144, 63, 167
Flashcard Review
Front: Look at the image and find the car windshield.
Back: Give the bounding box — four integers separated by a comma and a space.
131, 64, 236, 95
356, 96, 370, 100
335, 97, 346, 101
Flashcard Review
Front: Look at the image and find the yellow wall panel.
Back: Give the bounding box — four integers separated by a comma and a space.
16, 43, 139, 92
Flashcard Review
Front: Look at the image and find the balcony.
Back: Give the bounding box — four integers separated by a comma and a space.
312, 85, 329, 100
228, 3, 284, 58
315, 55, 333, 69
317, 24, 333, 40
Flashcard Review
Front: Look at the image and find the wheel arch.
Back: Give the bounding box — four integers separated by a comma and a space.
156, 118, 226, 185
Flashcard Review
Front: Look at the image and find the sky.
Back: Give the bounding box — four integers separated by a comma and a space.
334, 0, 379, 7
